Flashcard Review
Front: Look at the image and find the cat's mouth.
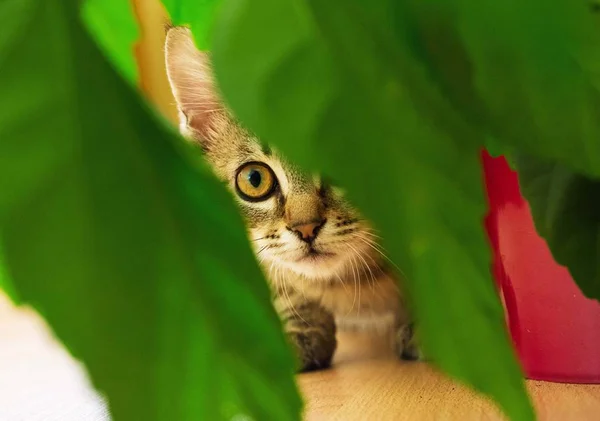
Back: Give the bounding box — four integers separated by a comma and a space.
286, 245, 346, 279
296, 247, 335, 263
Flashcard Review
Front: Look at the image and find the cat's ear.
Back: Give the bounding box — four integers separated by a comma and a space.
165, 27, 225, 149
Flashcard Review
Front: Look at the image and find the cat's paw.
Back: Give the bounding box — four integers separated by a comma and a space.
285, 304, 337, 372
288, 327, 337, 372
395, 323, 424, 361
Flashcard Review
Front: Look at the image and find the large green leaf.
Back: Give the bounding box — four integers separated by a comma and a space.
203, 0, 532, 420
0, 1, 300, 420
0, 245, 18, 302
82, 0, 139, 83
515, 156, 600, 300
400, 0, 600, 177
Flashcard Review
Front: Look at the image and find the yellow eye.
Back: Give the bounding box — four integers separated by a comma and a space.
235, 162, 277, 201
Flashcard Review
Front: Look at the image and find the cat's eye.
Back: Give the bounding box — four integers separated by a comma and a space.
235, 162, 277, 201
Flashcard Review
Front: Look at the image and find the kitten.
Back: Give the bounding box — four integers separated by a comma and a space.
164, 27, 420, 371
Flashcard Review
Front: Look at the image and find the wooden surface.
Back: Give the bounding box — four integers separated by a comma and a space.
298, 331, 600, 421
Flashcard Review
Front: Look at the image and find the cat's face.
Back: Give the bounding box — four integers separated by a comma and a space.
165, 27, 378, 282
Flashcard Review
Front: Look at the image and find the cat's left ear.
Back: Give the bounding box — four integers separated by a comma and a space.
164, 26, 225, 149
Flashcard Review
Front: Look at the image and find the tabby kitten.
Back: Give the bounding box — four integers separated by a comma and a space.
165, 27, 420, 371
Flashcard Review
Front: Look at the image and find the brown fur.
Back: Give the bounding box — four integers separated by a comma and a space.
165, 27, 420, 371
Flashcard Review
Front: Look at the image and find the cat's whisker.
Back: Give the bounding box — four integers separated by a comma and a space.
345, 271, 357, 317
268, 261, 277, 282
358, 233, 388, 250
351, 232, 385, 255
256, 243, 283, 264
282, 273, 310, 326
363, 230, 383, 240
359, 240, 394, 270
346, 252, 360, 316
335, 271, 349, 295
351, 234, 407, 288
342, 256, 358, 317
256, 244, 269, 255
346, 243, 377, 292
361, 248, 385, 293
301, 275, 307, 300
352, 232, 393, 262
352, 254, 362, 316
257, 255, 267, 266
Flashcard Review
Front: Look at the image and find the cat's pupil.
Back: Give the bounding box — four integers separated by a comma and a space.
248, 169, 262, 188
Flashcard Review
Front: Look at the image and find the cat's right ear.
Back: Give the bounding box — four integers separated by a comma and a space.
165, 26, 225, 149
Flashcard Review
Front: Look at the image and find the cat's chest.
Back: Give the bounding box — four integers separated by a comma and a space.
310, 274, 410, 333
335, 311, 398, 334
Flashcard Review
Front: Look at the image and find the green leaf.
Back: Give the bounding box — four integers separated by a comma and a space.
400, 0, 600, 177
515, 156, 600, 300
0, 245, 19, 302
0, 1, 300, 421
208, 0, 533, 420
82, 0, 140, 83
484, 136, 508, 159
162, 0, 220, 49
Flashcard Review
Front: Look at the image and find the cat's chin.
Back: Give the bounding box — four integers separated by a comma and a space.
281, 253, 347, 282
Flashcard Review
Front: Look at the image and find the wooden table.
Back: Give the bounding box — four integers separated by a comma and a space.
298, 332, 600, 421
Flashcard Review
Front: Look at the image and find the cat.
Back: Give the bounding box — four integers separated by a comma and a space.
164, 26, 420, 371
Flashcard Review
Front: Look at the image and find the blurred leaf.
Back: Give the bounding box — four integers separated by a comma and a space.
208, 0, 532, 419
0, 246, 18, 302
162, 0, 220, 49
484, 136, 508, 159
515, 156, 600, 300
82, 0, 140, 83
402, 0, 600, 178
0, 1, 300, 420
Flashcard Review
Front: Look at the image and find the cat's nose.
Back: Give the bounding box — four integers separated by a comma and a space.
289, 219, 325, 243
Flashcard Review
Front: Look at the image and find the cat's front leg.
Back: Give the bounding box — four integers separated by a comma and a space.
395, 322, 424, 361
274, 293, 337, 372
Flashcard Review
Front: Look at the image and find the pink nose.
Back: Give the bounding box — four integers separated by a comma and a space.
290, 220, 324, 243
